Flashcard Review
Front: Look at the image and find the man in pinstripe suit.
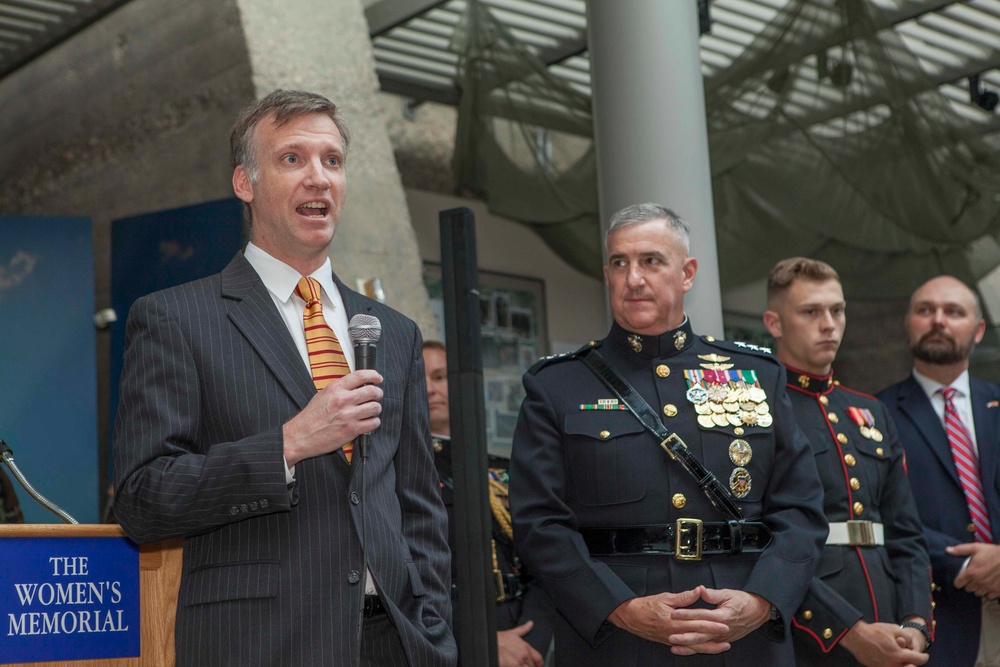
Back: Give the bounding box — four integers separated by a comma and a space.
113, 90, 457, 667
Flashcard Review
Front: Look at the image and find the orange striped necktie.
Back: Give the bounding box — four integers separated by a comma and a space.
295, 276, 353, 462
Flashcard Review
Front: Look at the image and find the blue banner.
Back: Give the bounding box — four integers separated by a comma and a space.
0, 537, 140, 662
0, 216, 98, 523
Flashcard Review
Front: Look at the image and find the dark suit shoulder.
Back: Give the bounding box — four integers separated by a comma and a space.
335, 279, 420, 336
970, 375, 1000, 398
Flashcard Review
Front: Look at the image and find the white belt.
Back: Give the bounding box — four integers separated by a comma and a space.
826, 521, 884, 546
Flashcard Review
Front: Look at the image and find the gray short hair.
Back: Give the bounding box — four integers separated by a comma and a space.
605, 203, 690, 254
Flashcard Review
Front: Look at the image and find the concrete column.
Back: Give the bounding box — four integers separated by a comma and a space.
236, 0, 436, 336
586, 0, 724, 337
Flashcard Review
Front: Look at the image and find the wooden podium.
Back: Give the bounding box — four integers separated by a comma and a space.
0, 525, 182, 667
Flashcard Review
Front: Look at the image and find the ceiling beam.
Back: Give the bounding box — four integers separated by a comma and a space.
0, 0, 131, 80
365, 0, 450, 37
705, 0, 958, 93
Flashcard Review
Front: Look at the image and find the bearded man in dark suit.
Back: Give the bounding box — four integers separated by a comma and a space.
113, 90, 456, 667
879, 276, 1000, 667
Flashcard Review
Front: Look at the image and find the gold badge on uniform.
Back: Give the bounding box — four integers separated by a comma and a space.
730, 467, 752, 498
729, 439, 752, 466
627, 334, 643, 353
674, 330, 687, 350
798, 375, 810, 388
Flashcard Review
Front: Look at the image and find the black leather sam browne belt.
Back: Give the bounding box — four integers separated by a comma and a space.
580, 519, 772, 561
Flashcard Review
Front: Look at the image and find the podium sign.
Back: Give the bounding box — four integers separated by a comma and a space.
1, 536, 140, 663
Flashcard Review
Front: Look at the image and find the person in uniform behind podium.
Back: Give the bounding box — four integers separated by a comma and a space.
423, 340, 555, 667
762, 257, 931, 666
509, 202, 827, 666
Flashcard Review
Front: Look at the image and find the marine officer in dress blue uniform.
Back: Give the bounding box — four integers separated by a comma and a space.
762, 257, 931, 666
509, 203, 827, 666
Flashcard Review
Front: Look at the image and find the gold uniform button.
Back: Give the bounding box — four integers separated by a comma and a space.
823, 628, 833, 639
656, 364, 670, 378
819, 395, 829, 406
828, 412, 839, 424
589, 341, 596, 346
844, 454, 857, 467
663, 404, 678, 417
802, 610, 813, 620
837, 433, 848, 445
672, 493, 687, 509
850, 477, 860, 491
734, 427, 745, 436
599, 430, 611, 439
875, 447, 884, 457
705, 335, 716, 342
968, 523, 977, 533
854, 502, 864, 515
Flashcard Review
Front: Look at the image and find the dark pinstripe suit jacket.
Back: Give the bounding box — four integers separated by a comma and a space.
113, 252, 457, 666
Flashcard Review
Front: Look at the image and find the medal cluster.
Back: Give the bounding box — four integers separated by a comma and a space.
684, 367, 773, 429
847, 406, 883, 442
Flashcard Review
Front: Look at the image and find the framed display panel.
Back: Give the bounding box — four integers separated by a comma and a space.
424, 263, 549, 457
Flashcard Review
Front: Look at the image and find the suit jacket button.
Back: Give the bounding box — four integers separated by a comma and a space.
350, 491, 361, 505
348, 570, 361, 584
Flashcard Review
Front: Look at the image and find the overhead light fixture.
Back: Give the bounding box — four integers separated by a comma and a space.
767, 67, 791, 94
816, 50, 852, 88
969, 74, 999, 112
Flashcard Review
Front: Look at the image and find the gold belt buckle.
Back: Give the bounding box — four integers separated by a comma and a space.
494, 569, 507, 602
675, 518, 703, 561
660, 433, 683, 461
846, 520, 875, 546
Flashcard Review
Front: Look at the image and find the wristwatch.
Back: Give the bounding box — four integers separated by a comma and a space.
900, 620, 932, 652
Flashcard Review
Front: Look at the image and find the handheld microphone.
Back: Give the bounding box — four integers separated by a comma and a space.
349, 314, 382, 458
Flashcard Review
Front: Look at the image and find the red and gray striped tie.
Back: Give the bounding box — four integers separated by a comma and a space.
296, 276, 353, 462
941, 386, 992, 543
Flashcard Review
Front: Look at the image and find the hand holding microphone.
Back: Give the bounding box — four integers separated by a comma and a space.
282, 315, 383, 466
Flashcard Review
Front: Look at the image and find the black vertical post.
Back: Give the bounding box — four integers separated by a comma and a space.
439, 207, 498, 667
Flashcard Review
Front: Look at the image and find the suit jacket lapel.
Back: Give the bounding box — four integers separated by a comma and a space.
221, 253, 315, 410
971, 377, 1000, 503
896, 375, 963, 488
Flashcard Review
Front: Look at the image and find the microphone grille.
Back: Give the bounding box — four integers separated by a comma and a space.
349, 314, 382, 344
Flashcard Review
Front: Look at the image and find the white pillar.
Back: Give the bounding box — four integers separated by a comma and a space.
587, 0, 724, 337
